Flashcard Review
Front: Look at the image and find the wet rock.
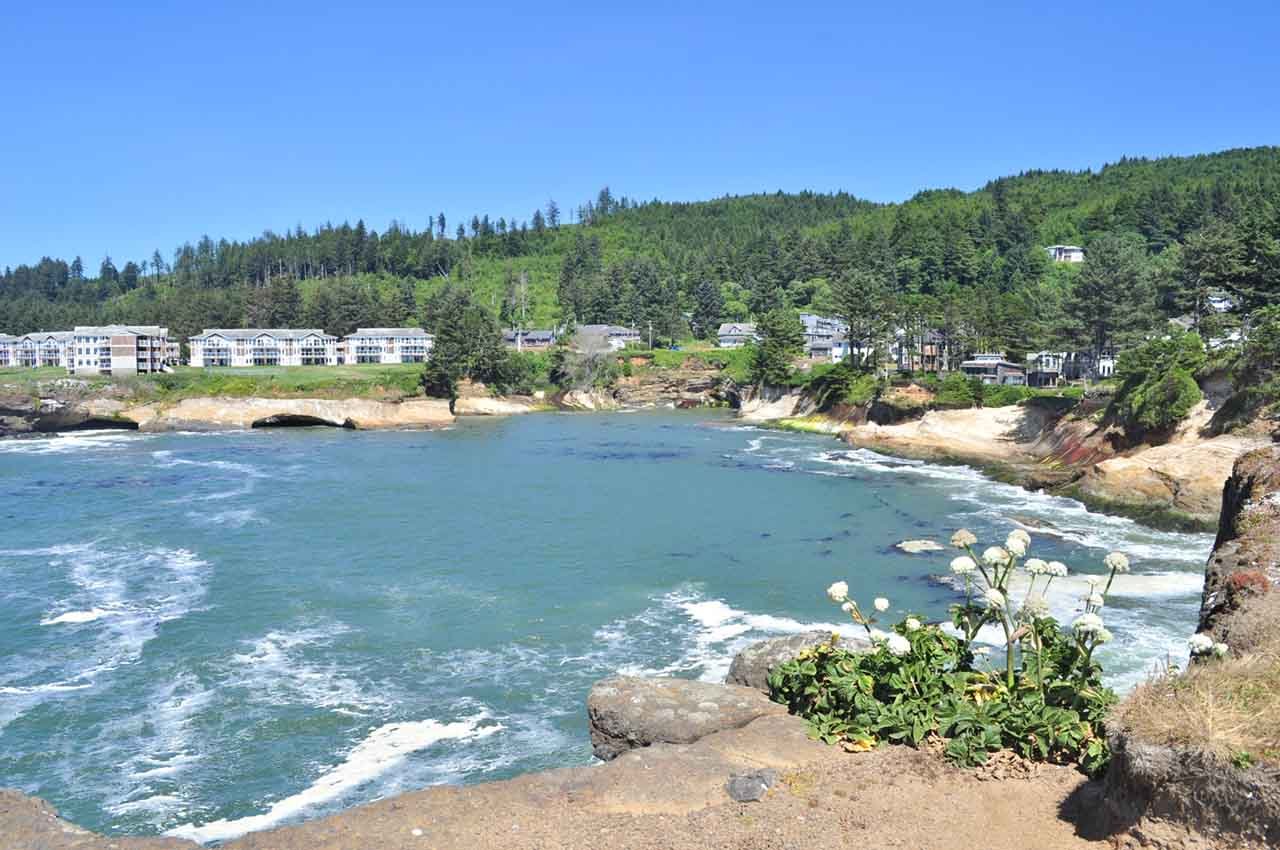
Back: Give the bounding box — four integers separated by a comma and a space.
726, 769, 778, 802
896, 539, 944, 554
726, 632, 868, 693
587, 677, 786, 760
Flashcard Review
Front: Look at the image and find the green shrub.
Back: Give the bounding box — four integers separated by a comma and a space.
1111, 332, 1206, 434
770, 529, 1128, 776
934, 373, 979, 407
981, 384, 1033, 408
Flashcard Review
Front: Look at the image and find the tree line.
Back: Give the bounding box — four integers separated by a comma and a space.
1, 147, 1277, 370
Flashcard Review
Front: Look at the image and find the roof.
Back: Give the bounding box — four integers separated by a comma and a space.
347, 328, 433, 338
22, 331, 74, 341
717, 323, 758, 335
577, 324, 639, 335
503, 329, 556, 342
960, 357, 1024, 370
1047, 244, 1084, 251
74, 325, 168, 336
191, 328, 334, 341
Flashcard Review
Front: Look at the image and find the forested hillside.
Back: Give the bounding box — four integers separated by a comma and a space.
2, 146, 1278, 361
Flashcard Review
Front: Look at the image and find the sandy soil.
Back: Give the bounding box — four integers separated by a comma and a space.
3, 715, 1109, 850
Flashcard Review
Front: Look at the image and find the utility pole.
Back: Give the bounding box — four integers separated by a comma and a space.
648, 321, 653, 350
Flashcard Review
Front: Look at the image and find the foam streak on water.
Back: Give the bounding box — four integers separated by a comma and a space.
167, 716, 501, 844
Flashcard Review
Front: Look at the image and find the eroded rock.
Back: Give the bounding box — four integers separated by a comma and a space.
726, 631, 865, 693
586, 677, 786, 760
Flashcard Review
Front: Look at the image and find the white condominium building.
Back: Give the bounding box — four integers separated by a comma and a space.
188, 329, 341, 367
0, 334, 18, 367
68, 326, 174, 375
343, 328, 434, 364
14, 332, 74, 368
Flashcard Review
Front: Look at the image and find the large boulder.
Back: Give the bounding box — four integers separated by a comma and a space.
586, 677, 785, 761
726, 631, 864, 693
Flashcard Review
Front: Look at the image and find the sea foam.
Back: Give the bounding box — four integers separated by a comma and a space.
167, 716, 501, 844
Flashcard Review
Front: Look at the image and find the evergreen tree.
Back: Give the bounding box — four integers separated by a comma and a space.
750, 308, 805, 385
1069, 233, 1156, 358
834, 268, 893, 368
691, 278, 724, 340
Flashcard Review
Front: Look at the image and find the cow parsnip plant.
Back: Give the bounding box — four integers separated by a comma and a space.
769, 529, 1124, 775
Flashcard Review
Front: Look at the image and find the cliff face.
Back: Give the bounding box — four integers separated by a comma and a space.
1099, 445, 1280, 849
835, 398, 1272, 530
1199, 445, 1280, 639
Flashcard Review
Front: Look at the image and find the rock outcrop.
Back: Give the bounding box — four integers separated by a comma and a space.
725, 631, 852, 693
737, 386, 811, 422
1099, 733, 1280, 849
553, 388, 623, 411
614, 369, 728, 409
839, 399, 1271, 530
586, 676, 787, 760
453, 396, 540, 415
1101, 445, 1280, 849
1199, 445, 1280, 639
121, 396, 455, 430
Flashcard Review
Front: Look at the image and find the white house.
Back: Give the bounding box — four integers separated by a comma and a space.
1025, 351, 1065, 388
189, 329, 341, 367
798, 313, 849, 358
343, 328, 434, 364
717, 323, 759, 348
1046, 245, 1085, 263
69, 326, 174, 376
959, 352, 1027, 385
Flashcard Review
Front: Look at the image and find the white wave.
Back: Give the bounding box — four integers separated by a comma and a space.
40, 607, 115, 625
230, 623, 386, 713
0, 430, 143, 454
0, 543, 210, 729
167, 716, 502, 844
0, 680, 93, 695
153, 451, 267, 502
100, 673, 213, 823
185, 507, 262, 528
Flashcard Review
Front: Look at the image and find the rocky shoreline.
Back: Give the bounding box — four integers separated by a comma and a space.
739, 385, 1274, 532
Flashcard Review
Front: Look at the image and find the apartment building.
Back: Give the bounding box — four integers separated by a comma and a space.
68, 326, 173, 375
0, 334, 18, 367
189, 329, 341, 367
343, 328, 434, 364
13, 332, 74, 368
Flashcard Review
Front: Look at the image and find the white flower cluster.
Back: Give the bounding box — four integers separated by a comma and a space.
1104, 552, 1131, 574
1188, 633, 1229, 658
827, 581, 849, 603
950, 555, 977, 576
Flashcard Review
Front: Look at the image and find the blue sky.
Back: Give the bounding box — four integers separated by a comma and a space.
2, 1, 1277, 268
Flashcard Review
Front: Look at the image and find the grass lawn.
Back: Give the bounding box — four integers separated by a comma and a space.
138, 364, 426, 400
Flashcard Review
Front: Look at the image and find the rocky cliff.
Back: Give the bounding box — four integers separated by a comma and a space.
1100, 446, 1280, 849
834, 397, 1272, 530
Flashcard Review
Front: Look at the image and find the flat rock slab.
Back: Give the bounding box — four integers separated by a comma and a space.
587, 677, 787, 760
726, 631, 868, 693
897, 539, 944, 553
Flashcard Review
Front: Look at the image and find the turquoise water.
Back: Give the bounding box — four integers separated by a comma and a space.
0, 412, 1212, 842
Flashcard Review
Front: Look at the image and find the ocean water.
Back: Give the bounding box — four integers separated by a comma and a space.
0, 412, 1212, 842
